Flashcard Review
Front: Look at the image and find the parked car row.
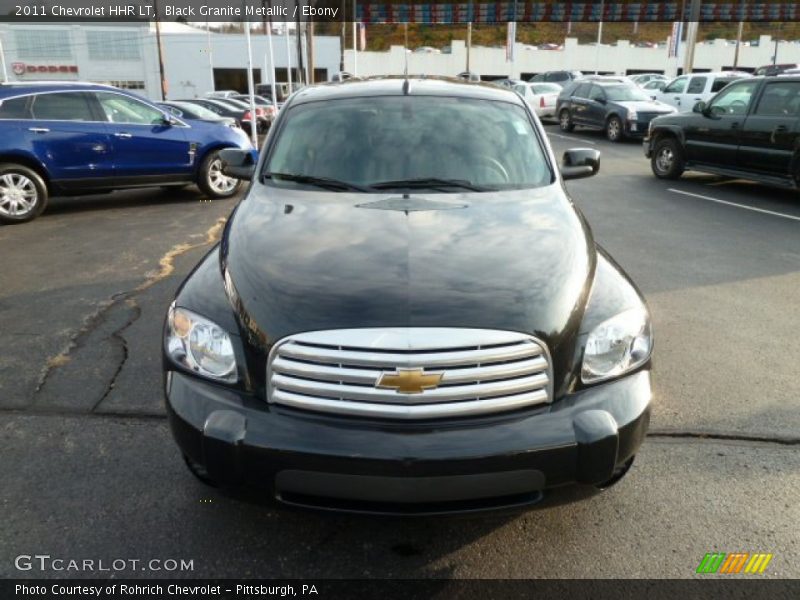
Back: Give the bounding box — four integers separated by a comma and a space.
0, 82, 257, 224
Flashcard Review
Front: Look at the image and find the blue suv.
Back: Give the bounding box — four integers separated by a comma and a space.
0, 83, 256, 224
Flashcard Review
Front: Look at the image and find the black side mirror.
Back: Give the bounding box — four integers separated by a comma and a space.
219, 148, 255, 181
561, 148, 601, 181
693, 100, 707, 114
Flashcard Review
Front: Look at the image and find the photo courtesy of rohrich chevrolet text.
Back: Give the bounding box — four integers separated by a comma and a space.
0, 0, 798, 598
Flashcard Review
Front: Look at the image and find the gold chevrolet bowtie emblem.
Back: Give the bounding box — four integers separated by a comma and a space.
376, 368, 444, 394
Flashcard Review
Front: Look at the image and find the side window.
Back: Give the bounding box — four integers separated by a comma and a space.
0, 96, 32, 119
708, 80, 760, 116
31, 92, 95, 121
513, 85, 527, 97
664, 77, 687, 94
575, 83, 593, 98
95, 92, 165, 125
589, 85, 605, 102
163, 106, 183, 117
687, 76, 707, 94
711, 78, 735, 93
755, 82, 800, 116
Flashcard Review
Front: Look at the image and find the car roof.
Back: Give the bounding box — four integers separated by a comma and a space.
288, 77, 525, 107
0, 81, 121, 98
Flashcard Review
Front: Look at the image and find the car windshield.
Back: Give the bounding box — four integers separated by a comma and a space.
604, 85, 650, 102
531, 83, 561, 94
264, 96, 553, 191
171, 102, 219, 119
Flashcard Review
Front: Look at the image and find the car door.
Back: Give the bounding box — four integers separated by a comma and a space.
657, 76, 688, 111
92, 91, 192, 182
684, 79, 760, 167
25, 91, 115, 186
584, 85, 608, 128
681, 75, 708, 113
568, 83, 592, 124
737, 80, 800, 175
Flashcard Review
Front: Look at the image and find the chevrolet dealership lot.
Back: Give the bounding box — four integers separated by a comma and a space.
1, 126, 798, 578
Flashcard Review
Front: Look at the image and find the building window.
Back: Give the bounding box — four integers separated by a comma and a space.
87, 31, 141, 61
15, 29, 72, 59
99, 80, 146, 90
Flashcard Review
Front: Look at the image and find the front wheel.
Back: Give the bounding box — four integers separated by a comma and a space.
606, 116, 623, 143
559, 109, 575, 132
197, 150, 243, 198
651, 137, 685, 180
0, 164, 48, 224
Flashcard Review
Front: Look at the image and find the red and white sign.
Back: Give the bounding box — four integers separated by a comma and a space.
11, 63, 79, 77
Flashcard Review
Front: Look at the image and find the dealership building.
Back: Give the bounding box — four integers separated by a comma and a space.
0, 22, 342, 101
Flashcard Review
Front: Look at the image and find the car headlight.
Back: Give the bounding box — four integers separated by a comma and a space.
166, 305, 237, 383
581, 307, 652, 384
628, 109, 638, 121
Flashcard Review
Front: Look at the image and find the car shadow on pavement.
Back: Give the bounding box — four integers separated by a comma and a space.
43, 187, 219, 217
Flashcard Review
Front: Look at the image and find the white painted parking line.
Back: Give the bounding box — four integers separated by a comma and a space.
548, 132, 597, 145
668, 188, 800, 223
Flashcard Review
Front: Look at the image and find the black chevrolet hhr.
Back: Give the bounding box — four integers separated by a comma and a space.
163, 78, 653, 515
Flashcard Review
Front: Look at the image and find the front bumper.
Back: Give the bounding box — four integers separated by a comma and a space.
166, 369, 651, 515
643, 136, 654, 158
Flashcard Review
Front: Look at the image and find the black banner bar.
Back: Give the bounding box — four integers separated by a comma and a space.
3, 579, 800, 600
4, 1, 800, 24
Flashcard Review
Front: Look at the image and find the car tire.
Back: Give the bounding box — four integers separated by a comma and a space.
0, 163, 49, 225
197, 150, 243, 199
605, 116, 623, 143
651, 136, 685, 180
559, 109, 575, 132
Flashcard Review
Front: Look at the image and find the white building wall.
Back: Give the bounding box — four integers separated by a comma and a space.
0, 23, 341, 102
159, 29, 342, 100
346, 35, 799, 79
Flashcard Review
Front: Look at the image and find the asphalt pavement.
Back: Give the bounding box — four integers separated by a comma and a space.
1, 126, 798, 579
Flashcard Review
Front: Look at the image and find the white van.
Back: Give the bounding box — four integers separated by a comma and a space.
651, 72, 749, 112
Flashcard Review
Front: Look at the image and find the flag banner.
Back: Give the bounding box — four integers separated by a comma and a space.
668, 21, 683, 57
506, 21, 517, 62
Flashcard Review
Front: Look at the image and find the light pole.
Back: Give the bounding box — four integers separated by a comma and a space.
244, 21, 258, 147
152, 0, 168, 100
594, 0, 604, 75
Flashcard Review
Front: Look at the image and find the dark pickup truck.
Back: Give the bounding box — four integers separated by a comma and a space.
645, 76, 800, 188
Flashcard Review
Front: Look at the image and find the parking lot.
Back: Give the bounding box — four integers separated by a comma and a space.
1, 124, 798, 579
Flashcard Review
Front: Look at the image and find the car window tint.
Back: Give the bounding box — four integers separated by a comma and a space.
711, 78, 736, 93
533, 83, 560, 94
267, 96, 552, 190
588, 85, 605, 102
755, 82, 800, 116
573, 83, 590, 98
96, 93, 164, 125
708, 80, 760, 115
664, 78, 687, 94
0, 96, 31, 119
687, 76, 707, 94
31, 92, 94, 121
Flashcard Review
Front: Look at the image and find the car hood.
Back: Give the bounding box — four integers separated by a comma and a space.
614, 100, 674, 113
221, 184, 595, 355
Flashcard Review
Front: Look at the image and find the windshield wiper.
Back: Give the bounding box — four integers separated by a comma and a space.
368, 177, 490, 192
264, 172, 372, 193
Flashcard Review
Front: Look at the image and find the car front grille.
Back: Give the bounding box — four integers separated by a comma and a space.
267, 328, 552, 419
637, 112, 665, 123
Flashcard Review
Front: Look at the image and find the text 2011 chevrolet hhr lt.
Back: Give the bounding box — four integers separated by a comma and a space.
163, 78, 653, 515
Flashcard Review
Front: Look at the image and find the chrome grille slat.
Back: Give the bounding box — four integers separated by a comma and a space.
272, 389, 550, 420
267, 328, 553, 419
278, 342, 542, 368
271, 355, 549, 386
271, 372, 549, 404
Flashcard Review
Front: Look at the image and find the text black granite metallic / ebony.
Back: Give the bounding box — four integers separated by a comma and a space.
163, 78, 653, 515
